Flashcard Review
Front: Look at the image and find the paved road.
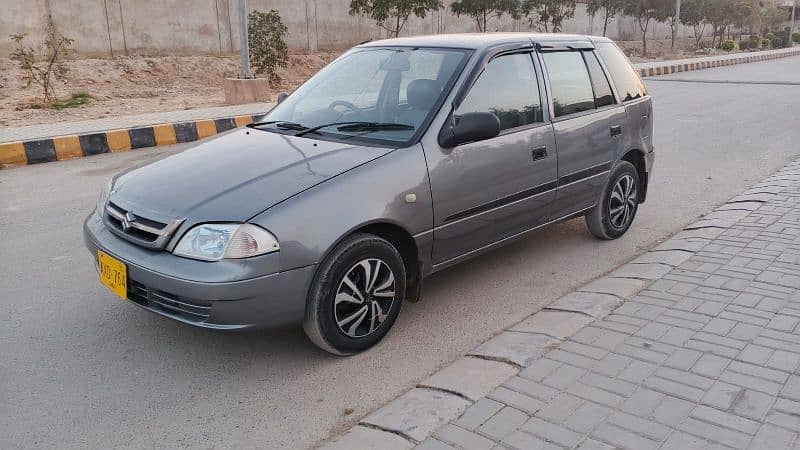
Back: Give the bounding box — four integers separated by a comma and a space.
2, 56, 799, 450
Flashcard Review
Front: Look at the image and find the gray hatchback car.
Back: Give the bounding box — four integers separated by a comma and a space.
85, 33, 653, 355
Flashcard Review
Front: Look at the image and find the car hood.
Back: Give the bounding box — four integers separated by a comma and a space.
109, 128, 394, 222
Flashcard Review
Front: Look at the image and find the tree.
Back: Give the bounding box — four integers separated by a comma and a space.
585, 0, 624, 36
680, 0, 709, 47
703, 0, 750, 46
9, 24, 73, 103
248, 10, 289, 87
350, 0, 442, 37
524, 0, 577, 32
657, 0, 680, 48
622, 0, 671, 56
760, 6, 788, 34
450, 0, 522, 32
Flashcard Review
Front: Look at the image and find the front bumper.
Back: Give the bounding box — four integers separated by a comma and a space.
84, 211, 316, 330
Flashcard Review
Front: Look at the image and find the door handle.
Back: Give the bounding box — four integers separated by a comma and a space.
531, 146, 547, 161
610, 125, 623, 137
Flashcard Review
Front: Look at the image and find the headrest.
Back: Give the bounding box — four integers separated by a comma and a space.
407, 79, 441, 110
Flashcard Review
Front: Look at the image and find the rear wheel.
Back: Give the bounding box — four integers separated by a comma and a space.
586, 160, 640, 240
303, 233, 406, 355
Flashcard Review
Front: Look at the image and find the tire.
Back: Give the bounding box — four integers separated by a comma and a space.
303, 233, 406, 355
585, 160, 640, 240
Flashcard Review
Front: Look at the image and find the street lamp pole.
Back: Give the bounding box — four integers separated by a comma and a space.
791, 0, 797, 37
238, 0, 252, 79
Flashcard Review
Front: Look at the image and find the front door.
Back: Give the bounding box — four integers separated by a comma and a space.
539, 50, 627, 219
424, 52, 558, 265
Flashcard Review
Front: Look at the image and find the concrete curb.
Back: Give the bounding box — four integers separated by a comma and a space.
0, 113, 263, 169
318, 159, 800, 449
2, 47, 798, 171
636, 47, 800, 78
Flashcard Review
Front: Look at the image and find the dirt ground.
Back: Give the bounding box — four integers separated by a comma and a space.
0, 39, 740, 129
0, 52, 338, 128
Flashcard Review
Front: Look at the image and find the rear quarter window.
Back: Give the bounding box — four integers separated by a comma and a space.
596, 42, 647, 102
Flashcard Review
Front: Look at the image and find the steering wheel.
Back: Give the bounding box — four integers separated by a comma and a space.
328, 100, 364, 118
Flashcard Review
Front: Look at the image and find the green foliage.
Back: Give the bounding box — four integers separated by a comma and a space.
792, 32, 800, 44
51, 91, 92, 110
760, 8, 788, 33
247, 10, 289, 88
351, 0, 442, 36
9, 25, 73, 103
523, 0, 576, 32
680, 0, 709, 47
622, 0, 672, 55
585, 0, 624, 36
720, 39, 735, 51
450, 0, 521, 31
765, 32, 774, 40
761, 37, 770, 48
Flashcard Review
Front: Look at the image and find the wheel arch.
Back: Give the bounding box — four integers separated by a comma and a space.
619, 148, 648, 203
319, 220, 424, 303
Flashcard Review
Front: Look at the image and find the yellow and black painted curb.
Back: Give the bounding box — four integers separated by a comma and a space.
0, 114, 261, 169
638, 47, 800, 78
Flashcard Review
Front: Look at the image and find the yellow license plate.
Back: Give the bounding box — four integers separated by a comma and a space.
98, 250, 127, 299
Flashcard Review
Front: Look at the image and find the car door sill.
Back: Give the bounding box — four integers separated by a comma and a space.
430, 205, 595, 274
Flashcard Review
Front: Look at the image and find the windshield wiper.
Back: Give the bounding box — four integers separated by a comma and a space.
248, 120, 309, 131
294, 121, 414, 137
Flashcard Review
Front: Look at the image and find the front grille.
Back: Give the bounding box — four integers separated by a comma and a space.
128, 279, 211, 322
104, 202, 184, 250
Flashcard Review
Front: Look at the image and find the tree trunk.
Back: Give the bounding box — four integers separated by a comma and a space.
603, 9, 610, 36
671, 21, 676, 49
639, 17, 649, 56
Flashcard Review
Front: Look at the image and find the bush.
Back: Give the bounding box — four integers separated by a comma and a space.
739, 40, 749, 50
721, 40, 735, 52
765, 32, 775, 41
247, 9, 288, 87
9, 25, 73, 103
793, 32, 800, 44
762, 38, 771, 48
772, 37, 785, 48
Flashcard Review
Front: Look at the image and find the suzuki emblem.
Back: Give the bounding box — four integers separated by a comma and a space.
121, 211, 137, 231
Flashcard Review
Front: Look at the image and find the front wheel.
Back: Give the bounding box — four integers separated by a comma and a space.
586, 160, 640, 240
303, 233, 406, 355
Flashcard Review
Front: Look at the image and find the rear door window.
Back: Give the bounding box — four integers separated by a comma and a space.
542, 51, 596, 118
596, 42, 647, 102
584, 52, 615, 108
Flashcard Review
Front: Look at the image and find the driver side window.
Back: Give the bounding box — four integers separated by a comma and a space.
455, 53, 543, 132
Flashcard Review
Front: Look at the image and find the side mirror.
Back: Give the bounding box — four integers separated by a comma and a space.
438, 112, 500, 148
276, 92, 289, 104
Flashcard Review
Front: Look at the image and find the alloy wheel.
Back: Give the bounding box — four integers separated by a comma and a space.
609, 174, 637, 229
334, 258, 396, 338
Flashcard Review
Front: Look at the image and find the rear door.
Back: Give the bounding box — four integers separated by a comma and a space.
595, 42, 653, 157
539, 49, 627, 219
424, 51, 557, 265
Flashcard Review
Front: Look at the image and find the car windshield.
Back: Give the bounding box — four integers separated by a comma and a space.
261, 47, 469, 146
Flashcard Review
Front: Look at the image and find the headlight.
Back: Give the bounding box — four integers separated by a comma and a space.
97, 179, 113, 213
173, 223, 280, 261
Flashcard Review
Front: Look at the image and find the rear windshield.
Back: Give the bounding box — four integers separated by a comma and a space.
596, 42, 647, 102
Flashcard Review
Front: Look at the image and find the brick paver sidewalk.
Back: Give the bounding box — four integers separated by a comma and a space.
410, 162, 800, 449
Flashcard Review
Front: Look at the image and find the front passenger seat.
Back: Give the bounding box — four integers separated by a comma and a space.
397, 79, 442, 128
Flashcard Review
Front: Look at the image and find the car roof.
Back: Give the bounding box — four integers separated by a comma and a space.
358, 32, 614, 50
